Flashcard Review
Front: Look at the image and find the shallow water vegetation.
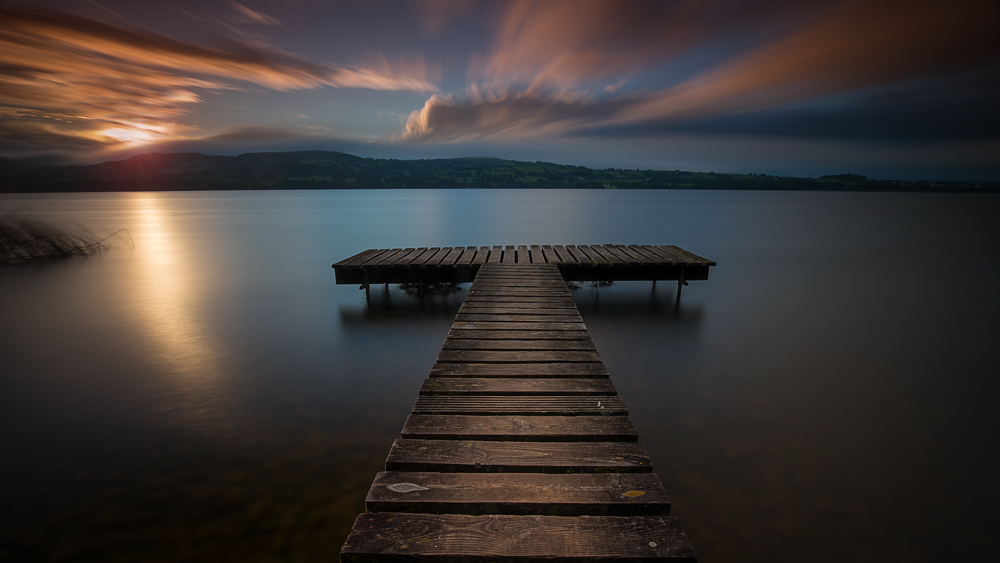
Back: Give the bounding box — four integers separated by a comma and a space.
0, 216, 125, 266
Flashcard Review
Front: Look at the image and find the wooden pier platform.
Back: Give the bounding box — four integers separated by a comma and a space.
333, 244, 715, 285
340, 264, 697, 562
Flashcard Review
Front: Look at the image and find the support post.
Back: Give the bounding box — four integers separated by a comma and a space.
362, 271, 371, 308
675, 268, 687, 306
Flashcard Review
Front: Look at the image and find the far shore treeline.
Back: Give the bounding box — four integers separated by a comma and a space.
1, 151, 997, 193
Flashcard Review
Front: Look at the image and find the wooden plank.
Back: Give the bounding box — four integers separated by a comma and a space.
601, 244, 638, 266
589, 245, 625, 265
341, 513, 697, 562
429, 363, 609, 377
470, 246, 490, 265
460, 304, 578, 311
386, 248, 427, 268
462, 296, 577, 305
451, 322, 586, 330
473, 271, 565, 278
418, 378, 614, 395
453, 315, 583, 323
639, 245, 679, 264
502, 245, 517, 264
400, 415, 636, 441
540, 244, 561, 265
552, 245, 581, 265
332, 249, 371, 267
335, 248, 381, 267
385, 439, 653, 473
473, 278, 564, 284
473, 277, 566, 283
470, 285, 568, 292
517, 245, 528, 264
575, 245, 612, 265
441, 339, 596, 351
626, 244, 664, 264
665, 245, 717, 266
373, 247, 411, 266
455, 246, 479, 266
458, 309, 580, 316
437, 350, 600, 363
366, 472, 666, 515
475, 276, 566, 285
469, 294, 570, 299
466, 295, 574, 301
487, 245, 503, 264
565, 245, 598, 265
529, 244, 544, 264
438, 246, 466, 266
611, 245, 651, 265
477, 268, 559, 274
359, 248, 401, 267
411, 396, 627, 416
447, 330, 592, 340
653, 245, 696, 266
415, 247, 445, 266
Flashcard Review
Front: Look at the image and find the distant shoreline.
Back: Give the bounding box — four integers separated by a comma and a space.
3, 150, 997, 194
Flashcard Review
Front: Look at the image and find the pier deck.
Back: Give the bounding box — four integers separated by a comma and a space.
340, 264, 697, 562
333, 244, 715, 285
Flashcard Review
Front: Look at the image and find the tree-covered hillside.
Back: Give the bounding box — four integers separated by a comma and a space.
2, 151, 996, 192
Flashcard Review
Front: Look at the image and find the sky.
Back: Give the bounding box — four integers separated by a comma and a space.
1, 0, 998, 179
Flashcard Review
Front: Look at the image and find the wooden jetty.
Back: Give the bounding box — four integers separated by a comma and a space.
333, 244, 715, 285
340, 262, 699, 562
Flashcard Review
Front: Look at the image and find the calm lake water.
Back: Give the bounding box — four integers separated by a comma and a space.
1, 189, 998, 562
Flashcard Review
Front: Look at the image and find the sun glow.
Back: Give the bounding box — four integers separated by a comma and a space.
100, 127, 160, 144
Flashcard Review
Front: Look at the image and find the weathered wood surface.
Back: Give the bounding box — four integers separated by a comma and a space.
340, 263, 695, 561
341, 513, 697, 562
429, 362, 610, 378
441, 339, 597, 351
454, 314, 584, 323
385, 439, 653, 473
333, 244, 714, 284
366, 472, 668, 515
402, 415, 638, 441
452, 321, 587, 330
448, 329, 592, 340
458, 307, 581, 315
419, 378, 615, 395
411, 396, 627, 416
437, 350, 601, 363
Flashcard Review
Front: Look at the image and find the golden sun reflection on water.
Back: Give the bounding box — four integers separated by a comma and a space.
128, 193, 221, 386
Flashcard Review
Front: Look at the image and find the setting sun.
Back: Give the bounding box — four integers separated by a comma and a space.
100, 127, 159, 144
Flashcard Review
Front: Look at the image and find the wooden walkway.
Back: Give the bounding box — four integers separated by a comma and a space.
333, 244, 715, 285
340, 264, 697, 562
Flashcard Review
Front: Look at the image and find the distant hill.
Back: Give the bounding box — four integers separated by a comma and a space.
1, 150, 996, 193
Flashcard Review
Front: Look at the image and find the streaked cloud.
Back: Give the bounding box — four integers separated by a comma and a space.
399, 88, 624, 141
227, 2, 282, 26
0, 5, 438, 156
402, 0, 1000, 142
471, 0, 815, 92
414, 0, 477, 36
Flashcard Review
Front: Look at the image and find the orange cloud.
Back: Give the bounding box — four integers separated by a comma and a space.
472, 0, 815, 91
400, 90, 622, 142
619, 0, 1000, 123
0, 5, 437, 155
402, 0, 1000, 142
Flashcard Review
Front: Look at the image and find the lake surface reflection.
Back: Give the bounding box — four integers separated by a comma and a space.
1, 189, 997, 561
